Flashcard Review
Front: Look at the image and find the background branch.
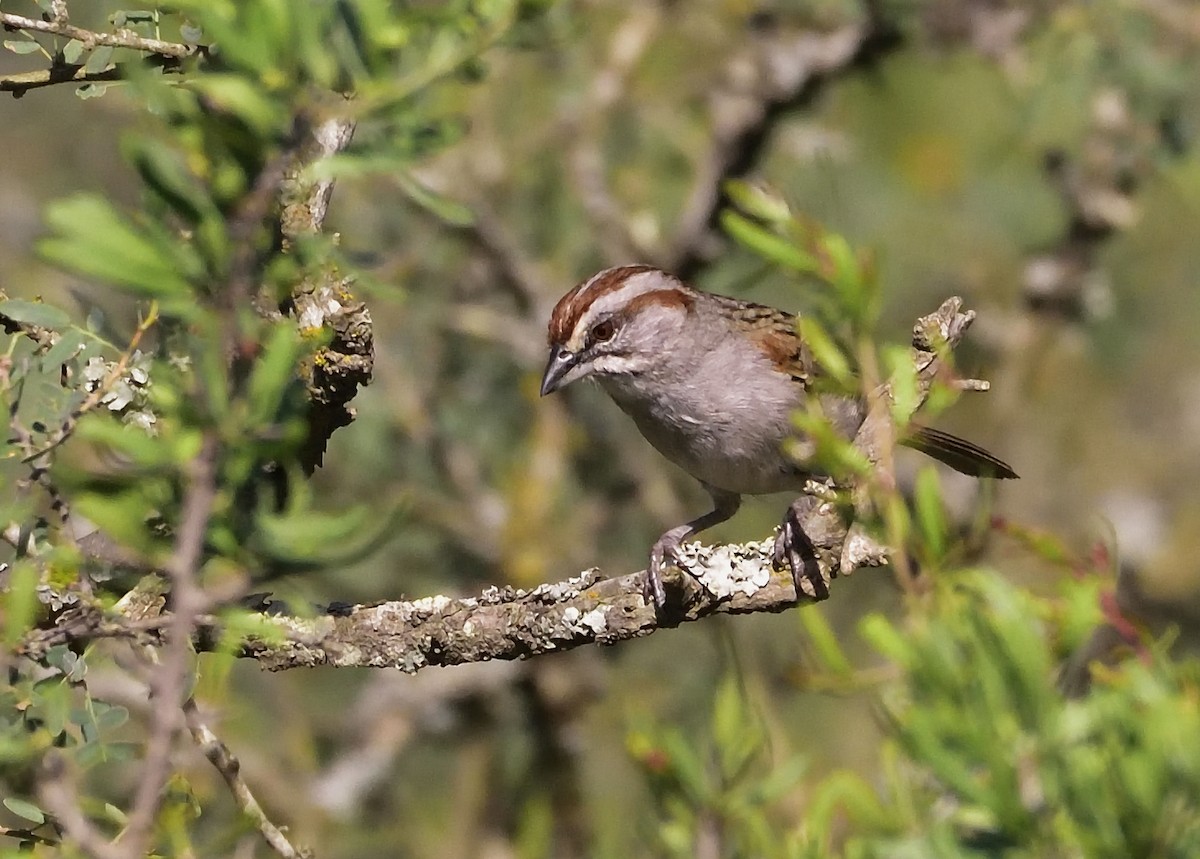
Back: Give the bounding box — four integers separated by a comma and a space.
0, 11, 193, 57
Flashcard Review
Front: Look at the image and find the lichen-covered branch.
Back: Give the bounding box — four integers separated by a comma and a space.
277, 114, 374, 473
28, 298, 980, 676
242, 545, 817, 672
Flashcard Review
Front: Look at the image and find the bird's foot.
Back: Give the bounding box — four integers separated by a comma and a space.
645, 535, 675, 611
773, 496, 832, 601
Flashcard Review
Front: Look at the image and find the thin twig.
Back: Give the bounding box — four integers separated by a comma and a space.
117, 433, 220, 858
0, 63, 120, 94
22, 304, 159, 464
38, 754, 127, 859
183, 698, 308, 859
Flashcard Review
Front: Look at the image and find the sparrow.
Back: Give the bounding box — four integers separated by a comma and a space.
541, 265, 1016, 609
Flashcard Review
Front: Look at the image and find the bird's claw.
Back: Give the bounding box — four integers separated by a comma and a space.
644, 538, 675, 612
773, 497, 831, 601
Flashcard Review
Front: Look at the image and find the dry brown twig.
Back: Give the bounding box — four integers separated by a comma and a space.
184, 699, 307, 859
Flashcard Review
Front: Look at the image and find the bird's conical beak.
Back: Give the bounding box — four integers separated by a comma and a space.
540, 345, 579, 396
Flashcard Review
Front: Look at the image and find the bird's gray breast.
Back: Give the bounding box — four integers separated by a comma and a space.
600, 335, 807, 495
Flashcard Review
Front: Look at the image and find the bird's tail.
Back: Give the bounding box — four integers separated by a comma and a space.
901, 425, 1018, 479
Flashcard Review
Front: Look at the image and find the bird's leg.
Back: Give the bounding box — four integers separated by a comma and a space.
646, 488, 741, 611
773, 494, 843, 601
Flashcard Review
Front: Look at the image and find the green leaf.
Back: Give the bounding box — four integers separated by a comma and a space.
41, 328, 89, 367
246, 323, 303, 426
4, 40, 43, 55
40, 194, 196, 299
77, 83, 111, 99
3, 797, 46, 825
254, 500, 403, 568
913, 466, 947, 561
95, 704, 130, 730
800, 607, 854, 677
720, 211, 818, 273
3, 562, 40, 646
885, 344, 921, 428
395, 172, 475, 226
724, 179, 791, 226
187, 74, 284, 137
796, 317, 853, 388
858, 613, 909, 664
72, 488, 164, 554
660, 730, 712, 805
0, 299, 71, 329
78, 417, 204, 469
62, 39, 85, 64
84, 45, 115, 74
125, 137, 213, 227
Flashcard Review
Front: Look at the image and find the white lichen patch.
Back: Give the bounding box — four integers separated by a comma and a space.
406, 594, 452, 615
841, 525, 890, 571
674, 539, 774, 599
578, 608, 608, 633
557, 604, 608, 635
531, 569, 600, 602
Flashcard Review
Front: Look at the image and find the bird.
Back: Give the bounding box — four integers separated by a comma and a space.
540, 265, 1016, 610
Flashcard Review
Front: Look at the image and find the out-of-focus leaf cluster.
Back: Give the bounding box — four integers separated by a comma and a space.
2, 1, 519, 852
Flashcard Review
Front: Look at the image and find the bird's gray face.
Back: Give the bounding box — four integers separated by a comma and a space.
540, 315, 631, 396
541, 266, 693, 397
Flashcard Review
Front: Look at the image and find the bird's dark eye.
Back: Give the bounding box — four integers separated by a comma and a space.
590, 319, 616, 343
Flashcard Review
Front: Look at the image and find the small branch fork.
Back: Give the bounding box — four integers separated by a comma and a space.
34, 298, 982, 678
0, 10, 195, 96
0, 12, 192, 57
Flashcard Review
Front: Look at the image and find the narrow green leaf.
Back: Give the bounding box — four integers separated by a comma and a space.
187, 74, 284, 136
800, 607, 855, 677
885, 344, 920, 428
395, 172, 475, 227
246, 324, 302, 426
40, 195, 194, 298
723, 179, 791, 225
858, 613, 909, 664
0, 299, 71, 329
913, 466, 947, 561
125, 138, 212, 226
721, 211, 818, 272
796, 317, 853, 387
3, 562, 40, 645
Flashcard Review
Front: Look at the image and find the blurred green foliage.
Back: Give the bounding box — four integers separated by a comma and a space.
1, 0, 1199, 856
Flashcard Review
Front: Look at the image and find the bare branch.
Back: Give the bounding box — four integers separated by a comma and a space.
565, 5, 663, 263
277, 112, 375, 473
38, 754, 127, 859
0, 63, 119, 94
669, 11, 902, 276
118, 434, 220, 858
184, 699, 308, 859
0, 12, 193, 58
